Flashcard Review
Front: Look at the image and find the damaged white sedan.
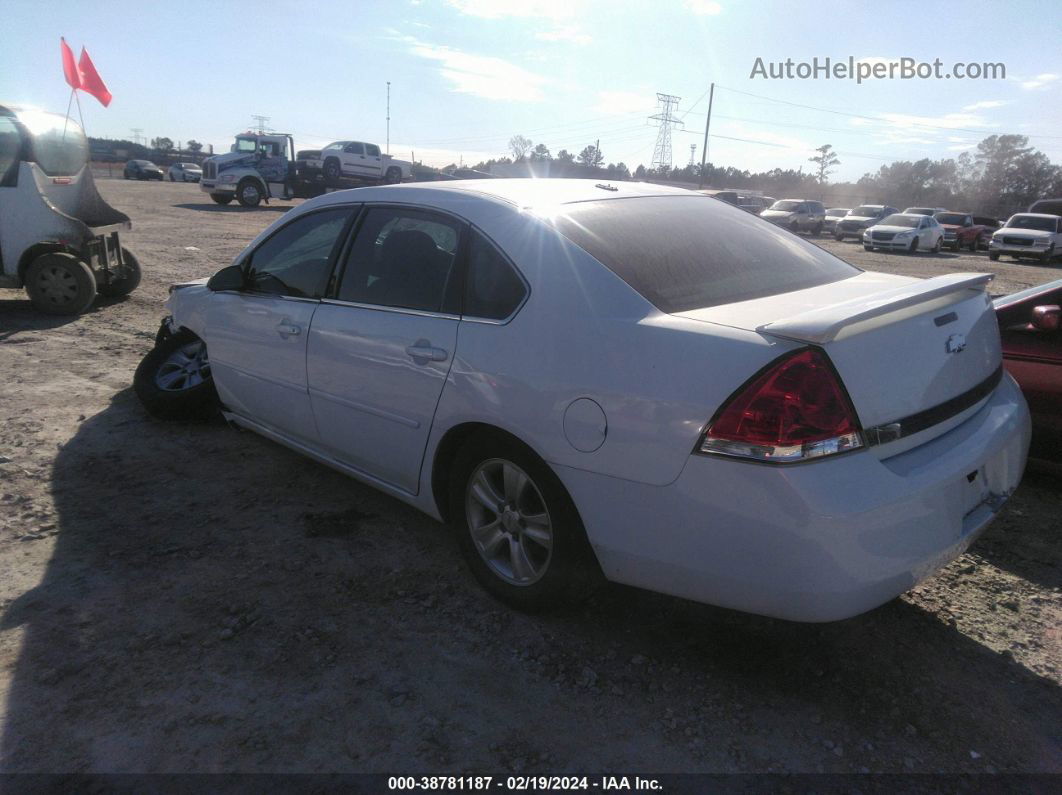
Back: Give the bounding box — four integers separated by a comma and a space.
135, 179, 1030, 621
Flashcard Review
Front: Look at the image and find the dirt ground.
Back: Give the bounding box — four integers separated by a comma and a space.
0, 180, 1059, 776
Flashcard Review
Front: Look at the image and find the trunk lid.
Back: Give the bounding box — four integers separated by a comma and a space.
677, 271, 1002, 440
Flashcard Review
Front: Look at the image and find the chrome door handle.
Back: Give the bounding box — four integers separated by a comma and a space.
276, 322, 301, 337
405, 343, 448, 363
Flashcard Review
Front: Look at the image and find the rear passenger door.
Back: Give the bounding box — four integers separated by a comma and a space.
306, 205, 465, 494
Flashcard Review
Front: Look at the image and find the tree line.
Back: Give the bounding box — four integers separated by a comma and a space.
449, 133, 1061, 218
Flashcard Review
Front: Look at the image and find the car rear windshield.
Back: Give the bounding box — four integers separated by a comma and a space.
936, 213, 966, 225
850, 206, 881, 216
770, 200, 802, 211
1006, 215, 1056, 231
550, 196, 861, 314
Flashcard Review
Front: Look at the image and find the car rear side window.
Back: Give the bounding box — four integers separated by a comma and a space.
464, 230, 527, 320
336, 206, 463, 313
245, 207, 351, 298
550, 196, 860, 313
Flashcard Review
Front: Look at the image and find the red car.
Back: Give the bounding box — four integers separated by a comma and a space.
995, 278, 1062, 458
934, 211, 987, 252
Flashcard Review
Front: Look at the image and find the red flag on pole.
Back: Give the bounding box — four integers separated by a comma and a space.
77, 47, 112, 107
60, 38, 81, 89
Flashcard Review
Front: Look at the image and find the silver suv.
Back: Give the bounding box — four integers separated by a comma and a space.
760, 199, 827, 235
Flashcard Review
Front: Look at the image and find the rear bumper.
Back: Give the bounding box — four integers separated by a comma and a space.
557, 375, 1030, 622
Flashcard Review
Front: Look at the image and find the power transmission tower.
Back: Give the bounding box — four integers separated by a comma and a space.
648, 93, 682, 171
130, 128, 143, 145
689, 144, 696, 166
251, 115, 271, 134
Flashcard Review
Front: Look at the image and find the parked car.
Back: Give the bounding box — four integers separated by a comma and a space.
301, 140, 413, 186
903, 207, 946, 216
760, 199, 826, 234
989, 213, 1062, 263
124, 159, 164, 180
737, 195, 769, 215
934, 212, 987, 252
834, 205, 900, 240
699, 189, 741, 205
973, 215, 1003, 249
0, 103, 142, 314
822, 208, 850, 235
134, 179, 1029, 622
863, 213, 944, 254
995, 279, 1062, 459
1027, 198, 1062, 217
168, 162, 202, 182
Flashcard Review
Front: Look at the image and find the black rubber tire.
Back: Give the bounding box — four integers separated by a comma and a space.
24, 252, 97, 315
863, 245, 873, 251
789, 221, 800, 235
236, 179, 263, 208
324, 158, 341, 186
834, 232, 844, 242
951, 241, 962, 252
989, 251, 1000, 261
169, 174, 176, 182
812, 222, 823, 235
210, 193, 233, 205
1041, 245, 1054, 263
134, 330, 219, 421
969, 236, 979, 252
449, 431, 602, 612
96, 248, 142, 298
385, 167, 402, 184
932, 237, 942, 254
908, 239, 919, 255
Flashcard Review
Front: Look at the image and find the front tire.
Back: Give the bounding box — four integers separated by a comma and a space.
812, 221, 823, 235
236, 179, 263, 208
863, 244, 873, 251
210, 193, 233, 205
1041, 245, 1055, 264
450, 432, 600, 611
932, 237, 942, 254
24, 252, 97, 315
989, 251, 1000, 261
834, 232, 844, 242
324, 158, 341, 186
96, 248, 142, 298
908, 239, 919, 255
134, 331, 219, 421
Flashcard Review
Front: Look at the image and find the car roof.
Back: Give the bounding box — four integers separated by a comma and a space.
305, 178, 697, 212
881, 213, 924, 220
1010, 212, 1059, 220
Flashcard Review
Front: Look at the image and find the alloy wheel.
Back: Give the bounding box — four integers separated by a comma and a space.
155, 341, 211, 391
465, 458, 553, 586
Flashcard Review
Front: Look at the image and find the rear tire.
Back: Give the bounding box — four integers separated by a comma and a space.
385, 166, 402, 184
210, 193, 233, 205
24, 252, 97, 315
96, 248, 142, 298
236, 179, 263, 208
449, 431, 601, 612
134, 331, 219, 421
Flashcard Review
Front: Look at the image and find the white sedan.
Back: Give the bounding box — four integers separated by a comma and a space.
134, 180, 1030, 621
863, 213, 945, 253
167, 162, 202, 182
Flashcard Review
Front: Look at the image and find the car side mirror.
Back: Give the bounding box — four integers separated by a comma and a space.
1032, 304, 1061, 331
207, 264, 246, 292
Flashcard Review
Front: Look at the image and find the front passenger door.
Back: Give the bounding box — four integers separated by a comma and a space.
206, 206, 355, 443
307, 206, 464, 493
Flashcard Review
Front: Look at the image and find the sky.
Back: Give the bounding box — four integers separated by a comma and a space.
1, 0, 1061, 181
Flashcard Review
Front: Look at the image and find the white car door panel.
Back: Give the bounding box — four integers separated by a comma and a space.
207, 294, 320, 441
307, 307, 458, 492
306, 205, 466, 493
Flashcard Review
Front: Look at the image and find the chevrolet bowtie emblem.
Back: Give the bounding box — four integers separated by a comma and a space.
945, 333, 967, 354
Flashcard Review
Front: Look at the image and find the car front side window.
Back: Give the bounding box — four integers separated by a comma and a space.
336, 206, 463, 313
245, 207, 352, 298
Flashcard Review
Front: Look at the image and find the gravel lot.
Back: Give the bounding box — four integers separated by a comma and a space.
0, 180, 1059, 776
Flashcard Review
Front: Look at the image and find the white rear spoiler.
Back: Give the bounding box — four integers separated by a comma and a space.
758, 273, 994, 344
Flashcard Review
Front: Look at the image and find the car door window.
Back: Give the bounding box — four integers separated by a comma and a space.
465, 230, 527, 320
336, 206, 462, 313
344, 143, 364, 155
366, 144, 381, 157
245, 207, 352, 298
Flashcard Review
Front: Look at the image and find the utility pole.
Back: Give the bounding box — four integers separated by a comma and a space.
251, 114, 270, 134
649, 93, 682, 172
386, 81, 391, 155
697, 83, 714, 189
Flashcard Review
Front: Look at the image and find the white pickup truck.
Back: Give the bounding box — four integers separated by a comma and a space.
300, 141, 413, 186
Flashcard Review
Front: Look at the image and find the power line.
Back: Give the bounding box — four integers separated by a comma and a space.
713, 83, 1062, 140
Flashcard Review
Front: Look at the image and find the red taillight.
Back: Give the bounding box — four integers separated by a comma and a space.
700, 348, 864, 463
